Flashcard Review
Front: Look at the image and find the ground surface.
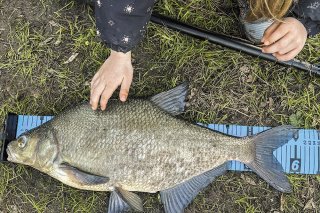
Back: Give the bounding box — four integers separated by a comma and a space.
0, 0, 319, 212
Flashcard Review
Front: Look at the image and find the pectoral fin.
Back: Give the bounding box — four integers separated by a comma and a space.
108, 187, 143, 213
55, 163, 109, 186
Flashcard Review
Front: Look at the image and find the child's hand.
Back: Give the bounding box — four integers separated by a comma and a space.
90, 50, 133, 110
261, 17, 307, 61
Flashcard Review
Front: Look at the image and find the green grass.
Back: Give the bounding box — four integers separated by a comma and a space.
0, 0, 319, 212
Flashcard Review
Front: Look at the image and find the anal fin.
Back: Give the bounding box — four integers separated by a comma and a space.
160, 163, 228, 213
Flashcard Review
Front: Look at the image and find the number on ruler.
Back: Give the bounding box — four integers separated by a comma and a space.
290, 158, 301, 172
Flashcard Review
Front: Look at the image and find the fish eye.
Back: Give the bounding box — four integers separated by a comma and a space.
17, 136, 28, 148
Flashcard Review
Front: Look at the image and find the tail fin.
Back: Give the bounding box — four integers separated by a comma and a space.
245, 125, 296, 193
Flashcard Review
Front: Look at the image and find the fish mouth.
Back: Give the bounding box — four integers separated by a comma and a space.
6, 146, 16, 162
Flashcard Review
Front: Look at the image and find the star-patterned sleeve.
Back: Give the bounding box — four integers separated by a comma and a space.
293, 0, 320, 36
95, 0, 156, 53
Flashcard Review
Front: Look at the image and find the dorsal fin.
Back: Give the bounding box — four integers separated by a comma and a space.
150, 82, 188, 115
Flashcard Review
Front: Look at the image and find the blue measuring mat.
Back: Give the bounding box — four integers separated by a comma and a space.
12, 115, 320, 175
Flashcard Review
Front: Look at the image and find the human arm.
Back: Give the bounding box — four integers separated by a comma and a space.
91, 0, 155, 110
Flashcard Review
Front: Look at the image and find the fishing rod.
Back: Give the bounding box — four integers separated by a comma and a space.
150, 13, 320, 75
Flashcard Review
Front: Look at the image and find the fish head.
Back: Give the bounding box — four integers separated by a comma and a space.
7, 133, 39, 165
6, 127, 56, 168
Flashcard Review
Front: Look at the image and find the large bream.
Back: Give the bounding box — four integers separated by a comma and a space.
6, 83, 295, 213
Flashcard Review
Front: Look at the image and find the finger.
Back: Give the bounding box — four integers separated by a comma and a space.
273, 48, 300, 61
263, 24, 289, 46
91, 78, 101, 95
262, 33, 293, 54
91, 71, 101, 87
119, 75, 133, 102
277, 41, 297, 55
90, 84, 106, 110
261, 21, 281, 44
90, 79, 102, 105
100, 84, 119, 110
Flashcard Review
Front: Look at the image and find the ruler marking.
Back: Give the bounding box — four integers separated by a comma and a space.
300, 146, 302, 174
30, 116, 36, 128
276, 146, 280, 169
27, 115, 30, 131
308, 147, 311, 174
313, 145, 316, 174
16, 116, 21, 138
25, 116, 29, 132
32, 116, 36, 129
39, 116, 43, 124
32, 116, 36, 128
294, 145, 299, 173
24, 116, 29, 131
312, 145, 315, 174
26, 115, 30, 131
28, 115, 31, 129
22, 116, 26, 133
286, 145, 289, 172
22, 116, 26, 136
30, 115, 33, 129
304, 146, 306, 174
280, 145, 283, 172
318, 146, 320, 174
35, 116, 38, 126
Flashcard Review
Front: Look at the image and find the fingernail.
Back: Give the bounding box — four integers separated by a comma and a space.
120, 95, 127, 102
261, 49, 265, 53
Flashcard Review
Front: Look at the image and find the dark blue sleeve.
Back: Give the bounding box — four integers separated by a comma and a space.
293, 0, 320, 36
95, 0, 156, 53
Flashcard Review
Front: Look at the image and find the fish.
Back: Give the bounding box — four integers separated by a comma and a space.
6, 83, 295, 213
